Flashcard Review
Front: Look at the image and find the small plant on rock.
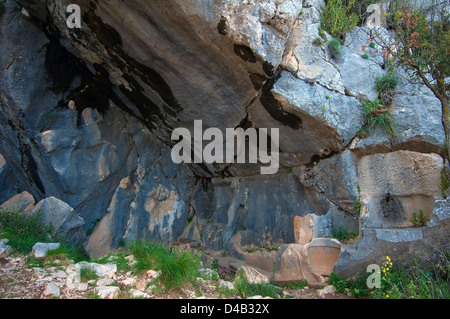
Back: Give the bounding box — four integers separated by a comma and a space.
360, 99, 396, 137
411, 209, 430, 227
375, 67, 398, 106
328, 38, 343, 60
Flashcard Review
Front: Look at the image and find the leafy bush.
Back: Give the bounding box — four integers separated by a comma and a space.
327, 38, 343, 60
360, 99, 396, 136
321, 0, 360, 40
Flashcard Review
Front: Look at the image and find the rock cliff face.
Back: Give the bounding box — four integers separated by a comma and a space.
0, 0, 448, 277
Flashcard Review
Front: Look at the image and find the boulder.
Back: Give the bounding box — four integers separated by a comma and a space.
42, 281, 61, 298
31, 197, 86, 243
236, 266, 269, 285
0, 191, 35, 213
32, 242, 61, 259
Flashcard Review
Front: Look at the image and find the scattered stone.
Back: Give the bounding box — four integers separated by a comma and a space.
0, 243, 12, 259
42, 282, 60, 298
318, 285, 336, 298
199, 268, 213, 278
218, 279, 235, 290
128, 289, 151, 299
118, 277, 136, 289
145, 269, 160, 281
76, 262, 117, 279
95, 286, 120, 299
96, 278, 115, 287
236, 266, 269, 284
32, 242, 61, 259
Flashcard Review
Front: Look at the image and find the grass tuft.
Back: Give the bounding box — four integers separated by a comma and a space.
130, 241, 201, 290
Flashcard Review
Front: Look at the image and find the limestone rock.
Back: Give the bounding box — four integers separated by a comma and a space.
32, 242, 61, 259
0, 191, 35, 213
236, 266, 269, 285
42, 281, 60, 298
293, 215, 315, 245
358, 151, 443, 228
0, 241, 12, 259
31, 197, 86, 243
128, 289, 151, 299
318, 285, 336, 298
95, 286, 120, 299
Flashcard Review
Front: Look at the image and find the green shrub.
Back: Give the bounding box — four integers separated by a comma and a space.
362, 53, 369, 59
0, 208, 52, 253
130, 241, 201, 290
234, 274, 281, 299
411, 209, 430, 227
375, 67, 398, 105
332, 225, 359, 243
360, 99, 396, 136
80, 267, 99, 282
328, 272, 370, 298
371, 256, 450, 299
320, 0, 360, 40
313, 37, 325, 46
327, 38, 343, 60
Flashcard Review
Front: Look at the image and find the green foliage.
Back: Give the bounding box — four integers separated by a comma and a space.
234, 274, 281, 299
327, 38, 343, 60
93, 253, 132, 273
411, 209, 430, 227
361, 53, 369, 59
320, 0, 360, 40
440, 168, 449, 198
332, 225, 359, 243
353, 184, 362, 215
375, 67, 398, 106
313, 37, 325, 46
360, 99, 396, 136
328, 272, 370, 298
281, 279, 308, 290
80, 267, 99, 282
130, 241, 201, 290
0, 208, 52, 253
371, 256, 450, 299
